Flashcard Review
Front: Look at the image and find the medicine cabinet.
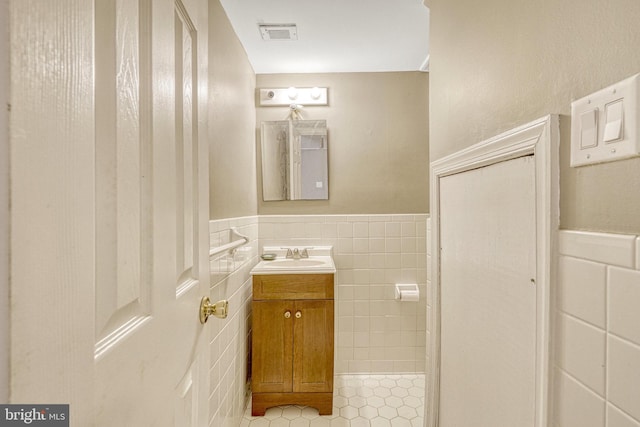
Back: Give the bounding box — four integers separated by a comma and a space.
260, 120, 328, 201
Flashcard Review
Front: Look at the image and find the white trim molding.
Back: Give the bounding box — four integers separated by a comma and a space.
427, 115, 559, 427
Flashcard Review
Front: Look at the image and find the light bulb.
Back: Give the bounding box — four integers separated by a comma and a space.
287, 87, 298, 100
310, 87, 321, 100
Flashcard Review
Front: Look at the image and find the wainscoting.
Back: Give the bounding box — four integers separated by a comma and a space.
555, 230, 640, 427
208, 216, 259, 427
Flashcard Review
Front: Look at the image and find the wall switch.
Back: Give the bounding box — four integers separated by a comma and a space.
571, 73, 640, 167
603, 99, 623, 143
579, 109, 598, 149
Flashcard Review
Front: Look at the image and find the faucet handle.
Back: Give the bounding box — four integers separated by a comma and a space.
300, 248, 309, 258
285, 248, 293, 258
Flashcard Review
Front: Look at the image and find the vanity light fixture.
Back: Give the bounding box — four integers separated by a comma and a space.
258, 87, 328, 106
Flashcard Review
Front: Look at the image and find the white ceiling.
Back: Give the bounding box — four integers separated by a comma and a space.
218, 0, 430, 74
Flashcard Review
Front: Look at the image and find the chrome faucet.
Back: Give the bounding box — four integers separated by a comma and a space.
285, 248, 310, 259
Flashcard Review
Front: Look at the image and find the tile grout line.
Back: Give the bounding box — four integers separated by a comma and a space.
556, 365, 605, 401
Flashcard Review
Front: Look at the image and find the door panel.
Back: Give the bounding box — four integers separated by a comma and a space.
9, 0, 209, 425
175, 2, 197, 287
293, 300, 334, 393
10, 1, 96, 422
252, 300, 294, 393
94, 0, 209, 425
94, 0, 151, 352
439, 156, 537, 427
171, 2, 210, 425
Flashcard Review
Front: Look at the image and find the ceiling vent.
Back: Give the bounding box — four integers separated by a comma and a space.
259, 24, 298, 41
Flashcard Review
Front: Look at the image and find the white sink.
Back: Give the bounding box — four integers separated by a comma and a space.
263, 259, 327, 268
250, 246, 336, 275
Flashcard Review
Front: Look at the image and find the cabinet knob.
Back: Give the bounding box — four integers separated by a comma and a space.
284, 311, 291, 319
295, 311, 302, 319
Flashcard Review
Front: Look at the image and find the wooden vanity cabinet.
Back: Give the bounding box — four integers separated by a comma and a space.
251, 273, 334, 416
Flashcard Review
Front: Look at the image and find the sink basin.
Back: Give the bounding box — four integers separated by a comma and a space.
250, 246, 336, 275
264, 259, 327, 268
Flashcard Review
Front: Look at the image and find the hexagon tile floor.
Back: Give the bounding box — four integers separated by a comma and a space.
241, 374, 425, 427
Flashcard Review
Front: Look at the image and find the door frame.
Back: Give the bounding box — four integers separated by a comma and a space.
426, 115, 559, 427
0, 0, 9, 404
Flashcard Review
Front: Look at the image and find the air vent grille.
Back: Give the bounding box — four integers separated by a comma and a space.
259, 24, 298, 41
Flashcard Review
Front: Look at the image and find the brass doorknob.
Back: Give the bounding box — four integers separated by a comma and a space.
284, 311, 291, 318
295, 311, 302, 319
200, 296, 228, 324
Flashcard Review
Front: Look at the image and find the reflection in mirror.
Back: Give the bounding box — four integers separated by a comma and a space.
261, 120, 328, 201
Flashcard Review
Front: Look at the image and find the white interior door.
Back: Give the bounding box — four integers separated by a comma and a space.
438, 156, 537, 427
9, 0, 210, 425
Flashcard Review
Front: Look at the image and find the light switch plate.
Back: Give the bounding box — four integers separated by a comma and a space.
571, 73, 640, 167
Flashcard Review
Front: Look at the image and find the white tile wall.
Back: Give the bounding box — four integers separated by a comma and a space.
556, 313, 606, 395
608, 336, 640, 421
558, 256, 606, 328
208, 216, 259, 427
555, 369, 606, 427
608, 405, 640, 427
608, 267, 640, 346
559, 231, 636, 269
555, 230, 640, 427
259, 214, 428, 375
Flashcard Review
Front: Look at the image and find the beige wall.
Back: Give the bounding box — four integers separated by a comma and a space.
256, 72, 429, 215
208, 0, 257, 220
0, 0, 8, 403
426, 0, 640, 233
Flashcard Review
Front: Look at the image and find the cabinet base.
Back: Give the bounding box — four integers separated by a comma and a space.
251, 392, 333, 416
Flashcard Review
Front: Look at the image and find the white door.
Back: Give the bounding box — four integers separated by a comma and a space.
9, 0, 210, 425
438, 156, 537, 427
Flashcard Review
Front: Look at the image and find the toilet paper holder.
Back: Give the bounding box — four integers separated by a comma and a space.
394, 283, 420, 301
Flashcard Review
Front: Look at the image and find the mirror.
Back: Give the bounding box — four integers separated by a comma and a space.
260, 120, 328, 201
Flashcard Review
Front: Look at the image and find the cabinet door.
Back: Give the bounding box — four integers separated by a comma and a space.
252, 300, 293, 393
293, 300, 334, 393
